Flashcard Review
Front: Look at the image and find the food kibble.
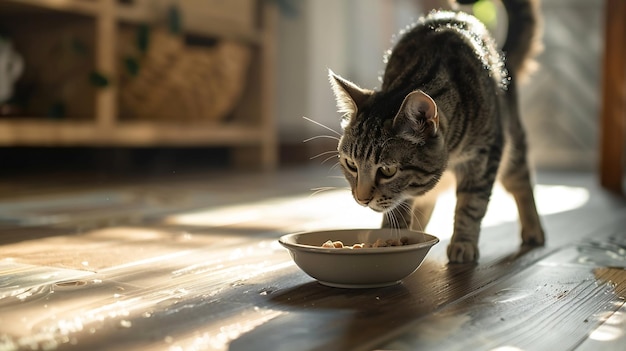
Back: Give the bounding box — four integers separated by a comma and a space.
322, 240, 346, 248
321, 236, 410, 249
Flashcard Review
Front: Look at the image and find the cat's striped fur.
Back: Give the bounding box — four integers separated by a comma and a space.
329, 0, 545, 263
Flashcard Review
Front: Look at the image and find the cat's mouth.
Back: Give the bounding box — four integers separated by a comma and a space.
368, 201, 396, 213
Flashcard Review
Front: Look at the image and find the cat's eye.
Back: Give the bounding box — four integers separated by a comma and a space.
379, 165, 398, 178
344, 159, 358, 172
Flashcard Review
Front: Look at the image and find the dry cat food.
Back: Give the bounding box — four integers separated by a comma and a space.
321, 236, 409, 249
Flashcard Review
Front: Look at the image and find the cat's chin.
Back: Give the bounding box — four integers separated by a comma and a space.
368, 206, 386, 213
368, 203, 395, 213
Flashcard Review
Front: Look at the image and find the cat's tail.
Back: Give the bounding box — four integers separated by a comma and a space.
501, 0, 543, 81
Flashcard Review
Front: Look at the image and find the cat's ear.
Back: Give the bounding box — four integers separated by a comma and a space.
393, 90, 439, 143
328, 69, 373, 128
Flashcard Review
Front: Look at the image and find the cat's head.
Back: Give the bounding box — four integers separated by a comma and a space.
329, 70, 447, 213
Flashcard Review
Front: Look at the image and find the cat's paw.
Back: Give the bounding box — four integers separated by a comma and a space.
521, 227, 545, 246
447, 241, 479, 263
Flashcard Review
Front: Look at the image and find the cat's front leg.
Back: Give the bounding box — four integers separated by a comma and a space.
448, 158, 498, 263
381, 199, 413, 229
447, 190, 487, 262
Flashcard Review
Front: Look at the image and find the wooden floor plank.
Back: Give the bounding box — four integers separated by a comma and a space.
375, 255, 626, 350
576, 297, 626, 351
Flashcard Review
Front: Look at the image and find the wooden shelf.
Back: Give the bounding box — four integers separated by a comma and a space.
0, 0, 100, 16
0, 0, 278, 170
0, 0, 262, 43
0, 119, 266, 146
114, 4, 262, 44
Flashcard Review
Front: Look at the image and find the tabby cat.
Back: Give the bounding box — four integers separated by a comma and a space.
329, 0, 545, 263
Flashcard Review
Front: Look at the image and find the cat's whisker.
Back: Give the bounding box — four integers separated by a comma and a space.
393, 212, 402, 238
311, 186, 337, 191
387, 210, 399, 236
309, 187, 337, 197
329, 161, 342, 172
310, 150, 339, 165
384, 212, 393, 235
385, 212, 392, 236
309, 150, 338, 160
396, 202, 414, 233
302, 116, 342, 136
384, 211, 399, 238
320, 154, 339, 165
309, 186, 349, 197
385, 211, 398, 233
403, 202, 425, 232
303, 135, 340, 143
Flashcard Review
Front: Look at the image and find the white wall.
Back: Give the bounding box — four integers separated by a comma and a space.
275, 0, 350, 144
305, 0, 349, 140
275, 0, 423, 144
275, 0, 309, 143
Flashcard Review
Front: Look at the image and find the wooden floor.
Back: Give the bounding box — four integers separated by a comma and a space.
0, 166, 625, 351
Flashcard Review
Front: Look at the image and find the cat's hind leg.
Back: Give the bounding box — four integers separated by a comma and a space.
499, 136, 545, 246
500, 86, 545, 246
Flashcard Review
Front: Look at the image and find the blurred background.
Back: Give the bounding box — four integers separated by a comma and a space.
276, 0, 605, 171
0, 0, 612, 180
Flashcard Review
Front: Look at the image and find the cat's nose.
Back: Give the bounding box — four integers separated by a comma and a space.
355, 194, 372, 206
355, 177, 374, 206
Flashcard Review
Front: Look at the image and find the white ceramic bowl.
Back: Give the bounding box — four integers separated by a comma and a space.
279, 229, 439, 288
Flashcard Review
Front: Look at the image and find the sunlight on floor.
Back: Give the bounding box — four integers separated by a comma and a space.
165, 190, 380, 232
427, 183, 590, 240
588, 308, 625, 342
166, 183, 589, 241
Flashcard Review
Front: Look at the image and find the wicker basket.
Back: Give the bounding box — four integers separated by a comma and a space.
119, 28, 252, 122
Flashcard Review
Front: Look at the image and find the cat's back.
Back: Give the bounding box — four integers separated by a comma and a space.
382, 10, 506, 92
